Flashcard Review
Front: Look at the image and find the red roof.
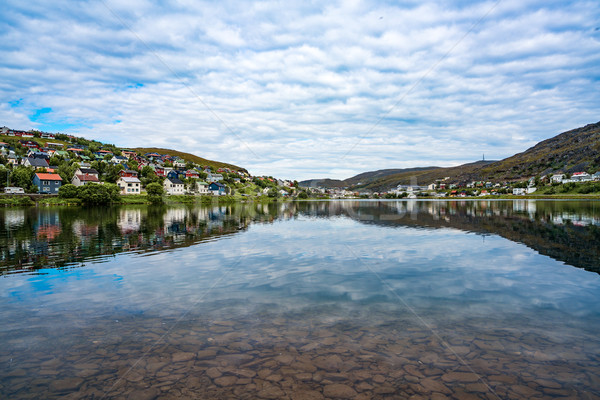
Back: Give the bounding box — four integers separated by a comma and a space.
76, 174, 99, 182
67, 148, 84, 152
35, 173, 63, 181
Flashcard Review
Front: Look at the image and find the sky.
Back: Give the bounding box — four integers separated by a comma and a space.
1, 0, 599, 180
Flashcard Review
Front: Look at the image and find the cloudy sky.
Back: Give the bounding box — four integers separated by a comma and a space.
1, 0, 599, 180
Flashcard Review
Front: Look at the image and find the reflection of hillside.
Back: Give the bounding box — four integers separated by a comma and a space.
308, 200, 600, 274
0, 204, 291, 275
2, 200, 599, 276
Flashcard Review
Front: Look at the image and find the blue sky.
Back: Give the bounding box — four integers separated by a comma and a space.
1, 0, 599, 180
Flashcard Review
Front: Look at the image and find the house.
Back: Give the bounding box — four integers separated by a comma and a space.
185, 169, 199, 179
163, 177, 185, 195
116, 177, 141, 195
173, 159, 186, 169
72, 173, 100, 186
571, 172, 592, 182
40, 133, 55, 139
551, 174, 565, 183
121, 150, 137, 159
75, 167, 99, 178
166, 170, 181, 180
33, 173, 63, 194
593, 172, 600, 181
206, 172, 223, 182
208, 182, 227, 196
19, 140, 39, 149
427, 183, 436, 190
118, 169, 139, 178
111, 155, 128, 164
196, 181, 209, 195
24, 157, 49, 169
513, 188, 526, 195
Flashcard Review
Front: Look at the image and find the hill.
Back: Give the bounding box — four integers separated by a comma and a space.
476, 121, 600, 180
134, 147, 247, 173
301, 121, 600, 192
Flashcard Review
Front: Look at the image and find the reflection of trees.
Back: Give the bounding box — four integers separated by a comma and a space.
304, 200, 600, 274
2, 200, 599, 276
0, 203, 289, 275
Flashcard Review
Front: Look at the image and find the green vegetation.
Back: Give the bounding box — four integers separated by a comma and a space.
59, 183, 120, 204
133, 147, 246, 173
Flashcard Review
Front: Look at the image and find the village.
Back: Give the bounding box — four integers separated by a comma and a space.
0, 127, 302, 199
1, 126, 600, 200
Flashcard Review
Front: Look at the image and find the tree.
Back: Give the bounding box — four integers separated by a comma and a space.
58, 184, 79, 198
145, 182, 164, 204
77, 183, 120, 204
11, 167, 35, 192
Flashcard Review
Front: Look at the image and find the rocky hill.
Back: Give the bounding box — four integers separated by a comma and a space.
301, 121, 600, 192
476, 121, 600, 180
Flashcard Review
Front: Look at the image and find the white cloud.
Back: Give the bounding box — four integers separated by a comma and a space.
1, 0, 599, 180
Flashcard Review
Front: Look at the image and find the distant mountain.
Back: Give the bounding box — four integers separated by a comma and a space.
301, 121, 600, 192
134, 147, 247, 173
477, 121, 600, 180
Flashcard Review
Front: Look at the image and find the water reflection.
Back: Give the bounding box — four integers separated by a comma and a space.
1, 200, 600, 399
2, 199, 599, 275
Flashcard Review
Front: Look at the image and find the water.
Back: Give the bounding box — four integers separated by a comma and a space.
1, 200, 600, 399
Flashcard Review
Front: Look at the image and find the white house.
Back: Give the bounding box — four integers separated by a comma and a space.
551, 174, 565, 183
116, 177, 141, 195
571, 172, 592, 182
206, 172, 223, 182
72, 174, 100, 187
195, 181, 209, 195
513, 188, 526, 195
163, 177, 185, 195
173, 159, 186, 168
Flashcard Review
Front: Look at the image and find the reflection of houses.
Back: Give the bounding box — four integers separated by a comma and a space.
3, 209, 25, 228
118, 208, 142, 233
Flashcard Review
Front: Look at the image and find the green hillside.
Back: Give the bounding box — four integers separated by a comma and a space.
134, 147, 247, 172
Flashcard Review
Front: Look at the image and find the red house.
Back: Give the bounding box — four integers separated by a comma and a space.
185, 169, 199, 179
119, 169, 139, 178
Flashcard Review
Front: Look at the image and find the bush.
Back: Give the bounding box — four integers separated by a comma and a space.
58, 184, 79, 198
145, 182, 164, 204
77, 183, 120, 204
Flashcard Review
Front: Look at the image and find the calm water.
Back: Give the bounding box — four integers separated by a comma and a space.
1, 200, 600, 399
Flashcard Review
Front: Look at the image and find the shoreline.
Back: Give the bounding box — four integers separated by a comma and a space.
2, 193, 600, 207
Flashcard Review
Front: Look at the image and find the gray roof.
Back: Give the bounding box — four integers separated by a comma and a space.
27, 157, 49, 167
168, 177, 184, 185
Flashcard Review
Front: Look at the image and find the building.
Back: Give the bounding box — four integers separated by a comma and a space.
75, 167, 99, 178
116, 177, 141, 195
551, 174, 565, 183
163, 177, 185, 195
208, 182, 227, 196
24, 157, 49, 169
33, 173, 63, 194
118, 169, 139, 178
196, 181, 209, 195
72, 174, 100, 186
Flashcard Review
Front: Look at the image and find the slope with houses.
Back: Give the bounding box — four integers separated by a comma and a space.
0, 126, 300, 198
